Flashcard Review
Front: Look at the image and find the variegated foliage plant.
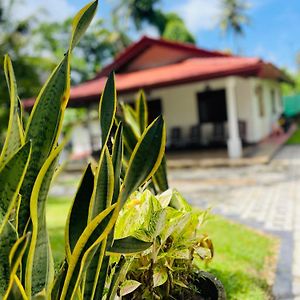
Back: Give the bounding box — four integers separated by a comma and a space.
0, 1, 166, 299
119, 91, 169, 194
113, 189, 214, 299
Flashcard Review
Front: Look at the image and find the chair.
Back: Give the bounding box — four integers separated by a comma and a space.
169, 127, 183, 149
189, 125, 202, 148
212, 123, 226, 144
238, 120, 247, 143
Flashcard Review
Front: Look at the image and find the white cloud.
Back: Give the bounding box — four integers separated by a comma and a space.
7, 0, 77, 22
171, 0, 223, 33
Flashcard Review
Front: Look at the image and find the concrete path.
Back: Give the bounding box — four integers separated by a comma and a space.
169, 145, 300, 299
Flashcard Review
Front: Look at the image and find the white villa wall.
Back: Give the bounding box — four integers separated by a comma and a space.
249, 78, 282, 142
119, 78, 229, 145
70, 76, 282, 157
120, 76, 282, 145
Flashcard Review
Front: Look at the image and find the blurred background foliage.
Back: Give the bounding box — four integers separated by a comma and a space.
0, 0, 299, 145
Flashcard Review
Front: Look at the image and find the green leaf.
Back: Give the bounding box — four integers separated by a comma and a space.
50, 260, 68, 300
119, 116, 166, 207
60, 204, 117, 300
19, 0, 98, 235
153, 266, 168, 287
152, 155, 169, 193
69, 0, 98, 51
121, 103, 140, 137
148, 209, 166, 239
19, 54, 70, 234
111, 123, 123, 205
0, 222, 17, 297
106, 256, 126, 300
108, 236, 152, 254
65, 164, 94, 258
136, 90, 148, 134
4, 276, 28, 300
26, 144, 65, 296
169, 189, 192, 212
0, 142, 31, 235
83, 146, 114, 300
119, 280, 141, 297
83, 241, 107, 300
89, 146, 114, 220
99, 72, 117, 147
0, 55, 24, 165
122, 122, 139, 157
3, 233, 30, 300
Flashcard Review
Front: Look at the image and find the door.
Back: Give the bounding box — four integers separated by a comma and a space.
197, 89, 227, 123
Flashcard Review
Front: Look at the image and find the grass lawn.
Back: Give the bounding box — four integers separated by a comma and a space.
199, 215, 278, 300
47, 196, 278, 300
287, 127, 300, 144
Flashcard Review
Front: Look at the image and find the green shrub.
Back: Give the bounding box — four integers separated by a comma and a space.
0, 1, 166, 299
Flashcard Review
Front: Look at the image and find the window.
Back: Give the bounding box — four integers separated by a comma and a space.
271, 89, 276, 114
256, 86, 264, 117
197, 89, 227, 123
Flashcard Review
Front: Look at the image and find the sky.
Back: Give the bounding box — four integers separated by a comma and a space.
12, 0, 300, 73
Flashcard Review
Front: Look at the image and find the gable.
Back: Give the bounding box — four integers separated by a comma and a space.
97, 36, 229, 77
119, 44, 197, 73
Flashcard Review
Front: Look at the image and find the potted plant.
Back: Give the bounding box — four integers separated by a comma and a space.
111, 189, 226, 299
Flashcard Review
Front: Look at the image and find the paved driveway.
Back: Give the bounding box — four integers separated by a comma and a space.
169, 145, 300, 300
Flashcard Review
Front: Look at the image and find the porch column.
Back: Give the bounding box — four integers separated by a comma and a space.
226, 77, 242, 159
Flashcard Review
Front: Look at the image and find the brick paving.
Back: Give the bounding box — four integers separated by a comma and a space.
169, 145, 300, 299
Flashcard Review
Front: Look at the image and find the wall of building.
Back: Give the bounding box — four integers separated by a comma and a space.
69, 76, 282, 157
119, 78, 229, 146
249, 78, 282, 142
120, 76, 282, 145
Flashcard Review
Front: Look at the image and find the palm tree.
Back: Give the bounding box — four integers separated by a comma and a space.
113, 0, 195, 44
220, 0, 250, 53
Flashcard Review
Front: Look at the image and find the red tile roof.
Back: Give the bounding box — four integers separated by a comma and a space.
66, 57, 287, 105
22, 36, 291, 108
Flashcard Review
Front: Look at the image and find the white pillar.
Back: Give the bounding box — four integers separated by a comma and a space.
226, 77, 242, 159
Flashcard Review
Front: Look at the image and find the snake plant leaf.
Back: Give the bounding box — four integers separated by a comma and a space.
89, 146, 114, 220
50, 260, 68, 300
60, 204, 117, 300
121, 103, 140, 137
136, 90, 148, 134
0, 142, 31, 235
19, 54, 70, 234
19, 0, 98, 235
3, 233, 30, 300
0, 221, 17, 297
112, 122, 123, 205
65, 164, 94, 258
106, 256, 126, 300
152, 155, 169, 192
82, 239, 107, 299
99, 72, 117, 148
108, 236, 152, 254
84, 146, 114, 300
119, 116, 166, 207
122, 122, 139, 159
25, 143, 65, 296
0, 55, 24, 165
5, 276, 28, 300
85, 249, 109, 300
69, 0, 98, 51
